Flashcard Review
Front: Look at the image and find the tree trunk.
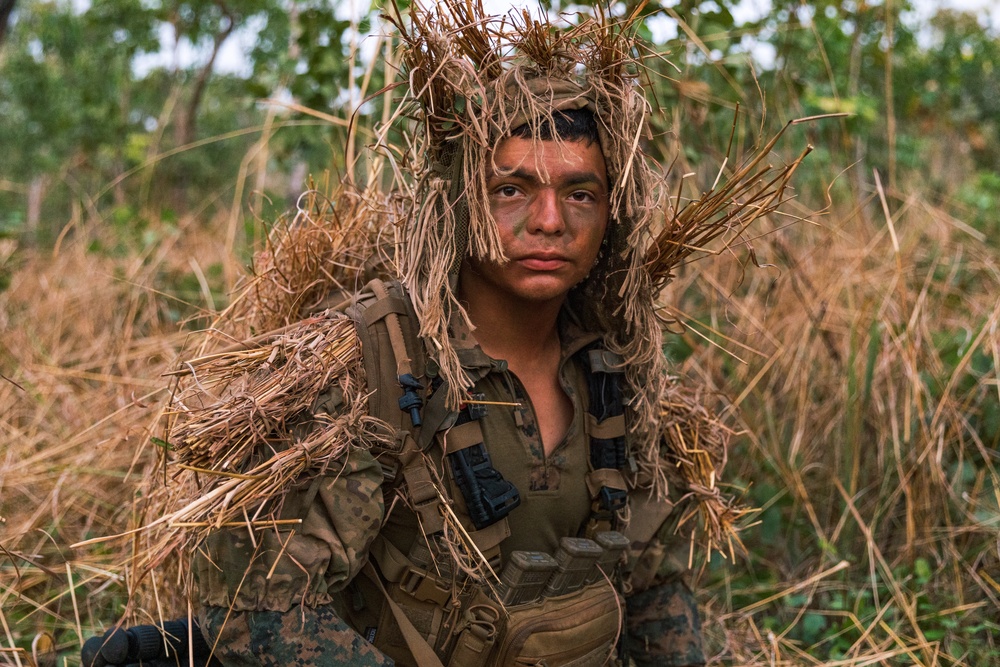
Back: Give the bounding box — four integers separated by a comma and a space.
0, 0, 16, 47
176, 3, 235, 147
26, 174, 48, 241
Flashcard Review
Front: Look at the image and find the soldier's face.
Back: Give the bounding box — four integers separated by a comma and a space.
462, 136, 610, 307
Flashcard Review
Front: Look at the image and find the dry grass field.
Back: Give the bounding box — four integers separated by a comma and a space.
1, 101, 998, 666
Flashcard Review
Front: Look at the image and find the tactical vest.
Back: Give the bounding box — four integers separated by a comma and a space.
342, 280, 657, 667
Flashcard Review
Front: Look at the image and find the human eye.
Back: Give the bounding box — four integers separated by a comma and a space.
493, 184, 521, 198
568, 189, 597, 203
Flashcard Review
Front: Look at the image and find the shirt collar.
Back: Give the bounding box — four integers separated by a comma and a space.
446, 302, 604, 378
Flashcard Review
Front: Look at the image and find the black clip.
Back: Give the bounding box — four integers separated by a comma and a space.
599, 486, 627, 513
398, 374, 424, 427
449, 442, 521, 530
463, 392, 488, 421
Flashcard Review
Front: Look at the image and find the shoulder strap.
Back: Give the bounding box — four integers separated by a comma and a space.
361, 563, 447, 667
346, 278, 426, 433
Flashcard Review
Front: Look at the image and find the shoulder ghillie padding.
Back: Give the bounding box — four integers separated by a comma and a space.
220, 188, 403, 339
132, 313, 389, 577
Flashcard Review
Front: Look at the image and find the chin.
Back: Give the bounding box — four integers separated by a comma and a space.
509, 277, 581, 304
460, 258, 587, 306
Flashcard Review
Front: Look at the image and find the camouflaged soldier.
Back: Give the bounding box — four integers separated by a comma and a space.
193, 5, 708, 667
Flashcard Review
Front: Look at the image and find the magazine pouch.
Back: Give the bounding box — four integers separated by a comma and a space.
489, 580, 621, 667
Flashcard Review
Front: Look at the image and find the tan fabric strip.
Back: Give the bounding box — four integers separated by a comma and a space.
440, 420, 483, 454
369, 279, 413, 377
502, 78, 596, 131
627, 541, 666, 594
403, 464, 438, 505
415, 501, 445, 535
623, 489, 676, 546
468, 518, 511, 554
586, 469, 627, 499
361, 297, 410, 327
369, 535, 411, 583
403, 463, 445, 534
586, 413, 626, 440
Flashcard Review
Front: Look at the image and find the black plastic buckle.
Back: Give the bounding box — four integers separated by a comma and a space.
398, 373, 424, 427
599, 486, 627, 513
449, 442, 521, 530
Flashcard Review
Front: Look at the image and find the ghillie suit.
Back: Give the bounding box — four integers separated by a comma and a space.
100, 2, 811, 666
388, 3, 673, 499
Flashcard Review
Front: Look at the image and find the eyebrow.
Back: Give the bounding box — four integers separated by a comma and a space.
492, 166, 607, 188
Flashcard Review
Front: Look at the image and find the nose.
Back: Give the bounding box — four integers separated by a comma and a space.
527, 189, 565, 235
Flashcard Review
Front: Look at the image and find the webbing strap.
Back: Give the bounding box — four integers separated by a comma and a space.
402, 461, 445, 535
468, 519, 510, 556
586, 469, 628, 499
361, 297, 410, 328
369, 280, 413, 378
586, 413, 626, 440
417, 387, 456, 450
362, 563, 447, 667
370, 535, 411, 583
439, 420, 483, 454
402, 463, 438, 505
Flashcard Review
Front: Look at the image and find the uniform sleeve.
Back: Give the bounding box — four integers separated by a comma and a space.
624, 577, 705, 667
194, 444, 384, 612
172, 309, 392, 665
193, 444, 392, 666
621, 486, 706, 667
199, 604, 394, 667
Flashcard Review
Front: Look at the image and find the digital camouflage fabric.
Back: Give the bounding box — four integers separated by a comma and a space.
194, 446, 384, 611
625, 578, 705, 666
200, 605, 393, 667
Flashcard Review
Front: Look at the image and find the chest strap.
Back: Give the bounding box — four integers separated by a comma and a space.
355, 280, 513, 570
445, 405, 520, 532
354, 281, 629, 566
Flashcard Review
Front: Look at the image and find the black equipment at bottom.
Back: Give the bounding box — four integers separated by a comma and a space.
81, 618, 219, 667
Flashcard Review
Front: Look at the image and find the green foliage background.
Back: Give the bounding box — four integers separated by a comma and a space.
3, 0, 999, 237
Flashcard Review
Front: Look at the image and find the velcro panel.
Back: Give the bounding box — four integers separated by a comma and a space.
586, 349, 625, 374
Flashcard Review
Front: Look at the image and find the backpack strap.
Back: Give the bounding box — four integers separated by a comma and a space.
349, 279, 426, 431
582, 347, 630, 537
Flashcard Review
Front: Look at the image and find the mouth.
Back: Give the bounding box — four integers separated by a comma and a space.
516, 253, 570, 271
